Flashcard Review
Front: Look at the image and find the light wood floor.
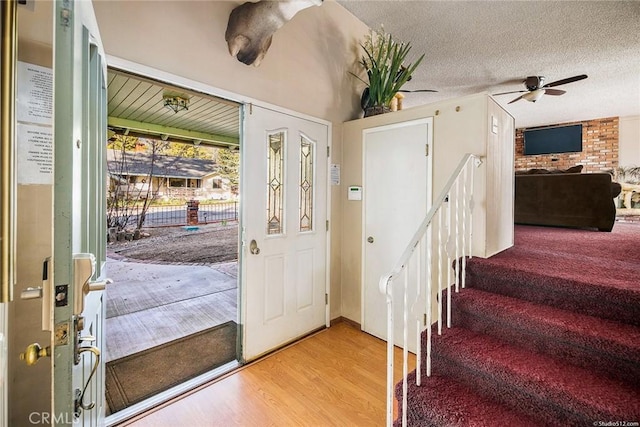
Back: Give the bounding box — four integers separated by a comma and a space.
120, 321, 415, 427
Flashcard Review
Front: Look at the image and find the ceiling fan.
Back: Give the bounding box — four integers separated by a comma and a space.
494, 74, 588, 104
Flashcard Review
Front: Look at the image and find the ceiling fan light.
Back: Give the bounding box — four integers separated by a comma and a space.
523, 89, 545, 103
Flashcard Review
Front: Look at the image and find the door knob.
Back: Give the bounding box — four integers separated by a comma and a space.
19, 343, 51, 366
367, 236, 374, 243
250, 239, 260, 255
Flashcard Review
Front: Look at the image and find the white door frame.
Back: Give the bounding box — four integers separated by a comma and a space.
105, 55, 332, 353
240, 104, 331, 361
360, 118, 433, 344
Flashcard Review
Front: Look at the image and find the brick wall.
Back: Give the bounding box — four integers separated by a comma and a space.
515, 117, 619, 173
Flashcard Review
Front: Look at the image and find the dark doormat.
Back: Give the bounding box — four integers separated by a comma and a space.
105, 321, 237, 414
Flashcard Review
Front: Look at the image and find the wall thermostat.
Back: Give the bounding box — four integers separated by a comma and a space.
348, 186, 362, 201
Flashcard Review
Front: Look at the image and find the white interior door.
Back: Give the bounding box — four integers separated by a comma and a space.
362, 119, 432, 349
52, 1, 108, 425
242, 105, 328, 361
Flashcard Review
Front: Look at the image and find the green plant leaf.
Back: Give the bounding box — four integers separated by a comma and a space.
351, 29, 425, 109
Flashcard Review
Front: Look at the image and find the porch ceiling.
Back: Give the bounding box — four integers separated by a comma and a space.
107, 69, 241, 148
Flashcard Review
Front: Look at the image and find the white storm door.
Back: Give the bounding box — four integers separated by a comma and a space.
362, 119, 432, 350
53, 1, 108, 425
242, 105, 328, 361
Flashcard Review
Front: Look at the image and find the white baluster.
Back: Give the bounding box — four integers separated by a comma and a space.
437, 208, 443, 336
446, 195, 452, 329
402, 267, 409, 427
416, 242, 422, 387
425, 228, 432, 377
385, 282, 394, 427
462, 164, 468, 289
455, 178, 460, 293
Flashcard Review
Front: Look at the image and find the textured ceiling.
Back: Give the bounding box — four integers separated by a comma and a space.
337, 1, 640, 128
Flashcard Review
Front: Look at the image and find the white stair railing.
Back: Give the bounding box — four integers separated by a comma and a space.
379, 154, 482, 427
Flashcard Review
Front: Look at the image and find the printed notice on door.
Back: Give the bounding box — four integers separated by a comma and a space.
17, 123, 53, 185
17, 61, 53, 125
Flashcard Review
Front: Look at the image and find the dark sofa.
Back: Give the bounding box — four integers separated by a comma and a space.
515, 169, 622, 232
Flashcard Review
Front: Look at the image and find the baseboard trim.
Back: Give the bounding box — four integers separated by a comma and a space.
330, 316, 361, 330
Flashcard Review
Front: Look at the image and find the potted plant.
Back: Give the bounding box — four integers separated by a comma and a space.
352, 27, 425, 117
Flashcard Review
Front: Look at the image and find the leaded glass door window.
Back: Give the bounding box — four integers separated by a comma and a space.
267, 131, 285, 235
299, 134, 315, 232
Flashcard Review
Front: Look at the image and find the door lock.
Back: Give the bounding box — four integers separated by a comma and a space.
19, 258, 53, 331
73, 253, 112, 315
249, 239, 260, 255
19, 343, 51, 366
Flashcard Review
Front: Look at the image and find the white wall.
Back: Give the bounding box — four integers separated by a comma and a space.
341, 93, 514, 323
619, 115, 640, 167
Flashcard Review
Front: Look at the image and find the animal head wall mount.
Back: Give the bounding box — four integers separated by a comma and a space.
225, 0, 323, 67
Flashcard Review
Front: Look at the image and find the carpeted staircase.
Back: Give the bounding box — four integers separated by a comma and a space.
397, 224, 640, 426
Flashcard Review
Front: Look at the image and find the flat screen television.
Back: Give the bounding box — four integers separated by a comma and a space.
523, 124, 583, 155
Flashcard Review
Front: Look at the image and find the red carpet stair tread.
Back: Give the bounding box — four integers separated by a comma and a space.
465, 255, 640, 327
396, 372, 540, 427
452, 288, 640, 385
432, 328, 640, 425
397, 224, 640, 426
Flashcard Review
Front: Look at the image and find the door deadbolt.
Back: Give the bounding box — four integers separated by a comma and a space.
367, 236, 374, 243
249, 239, 260, 255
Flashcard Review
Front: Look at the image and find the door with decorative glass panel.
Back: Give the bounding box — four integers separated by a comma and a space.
242, 105, 329, 361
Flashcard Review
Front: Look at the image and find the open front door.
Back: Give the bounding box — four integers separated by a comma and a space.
52, 1, 108, 424
242, 105, 329, 361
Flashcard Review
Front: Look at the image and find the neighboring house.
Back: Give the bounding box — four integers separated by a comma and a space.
106, 149, 232, 201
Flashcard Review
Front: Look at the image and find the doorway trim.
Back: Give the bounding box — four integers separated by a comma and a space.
104, 55, 332, 422
106, 54, 332, 324
360, 118, 433, 337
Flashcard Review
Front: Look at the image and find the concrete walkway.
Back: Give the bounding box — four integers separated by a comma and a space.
104, 258, 238, 362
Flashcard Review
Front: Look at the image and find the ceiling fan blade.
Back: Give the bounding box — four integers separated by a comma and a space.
544, 88, 566, 96
543, 74, 588, 88
493, 90, 526, 96
398, 89, 438, 93
508, 95, 524, 104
